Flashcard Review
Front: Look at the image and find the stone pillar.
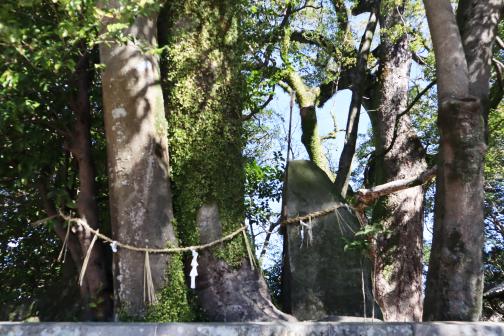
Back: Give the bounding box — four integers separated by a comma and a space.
282, 160, 380, 320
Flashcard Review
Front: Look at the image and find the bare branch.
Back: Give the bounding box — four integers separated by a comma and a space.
321, 110, 345, 140
356, 166, 437, 206
334, 0, 380, 198
412, 52, 428, 66
484, 282, 504, 299
259, 220, 280, 259
496, 36, 504, 50
374, 80, 436, 159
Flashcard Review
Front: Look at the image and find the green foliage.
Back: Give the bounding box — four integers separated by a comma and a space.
145, 253, 194, 322
486, 104, 504, 180
483, 101, 504, 320
344, 223, 389, 254
409, 84, 439, 155
244, 155, 284, 250
1, 0, 503, 323
262, 253, 283, 308
0, 189, 82, 321
0, 0, 110, 320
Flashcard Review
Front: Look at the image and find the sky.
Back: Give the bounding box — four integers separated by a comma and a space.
249, 8, 436, 269
253, 87, 372, 268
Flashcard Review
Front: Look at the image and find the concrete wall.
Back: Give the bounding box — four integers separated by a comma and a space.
1, 322, 503, 336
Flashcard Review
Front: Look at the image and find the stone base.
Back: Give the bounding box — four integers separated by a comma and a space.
1, 322, 503, 336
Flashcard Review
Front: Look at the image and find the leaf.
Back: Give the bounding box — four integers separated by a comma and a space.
106, 23, 129, 33
94, 7, 113, 18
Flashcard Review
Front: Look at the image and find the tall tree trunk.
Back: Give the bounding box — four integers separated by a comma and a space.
368, 2, 427, 321
38, 51, 114, 320
67, 51, 113, 321
99, 6, 179, 319
159, 0, 293, 321
422, 0, 502, 321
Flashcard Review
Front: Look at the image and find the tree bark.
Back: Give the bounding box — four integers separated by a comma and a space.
364, 2, 428, 321
99, 6, 177, 318
160, 0, 294, 321
68, 51, 113, 321
422, 0, 502, 321
423, 97, 486, 321
423, 0, 470, 101
457, 0, 503, 120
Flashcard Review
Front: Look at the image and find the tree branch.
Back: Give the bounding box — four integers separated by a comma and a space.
484, 283, 504, 299
356, 165, 437, 206
290, 30, 336, 52
242, 91, 275, 121
330, 0, 350, 33
374, 80, 436, 160
496, 36, 504, 50
334, 0, 380, 198
317, 66, 354, 107
291, 0, 323, 14
351, 0, 375, 15
412, 52, 428, 66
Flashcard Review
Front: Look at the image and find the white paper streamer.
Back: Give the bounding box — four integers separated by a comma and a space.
190, 249, 199, 289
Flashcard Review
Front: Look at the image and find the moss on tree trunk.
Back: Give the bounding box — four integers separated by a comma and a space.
159, 0, 293, 322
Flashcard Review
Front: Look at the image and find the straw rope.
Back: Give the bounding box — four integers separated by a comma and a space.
58, 211, 247, 254
143, 251, 156, 304
34, 204, 354, 257
57, 222, 71, 262
79, 229, 99, 286
280, 203, 354, 226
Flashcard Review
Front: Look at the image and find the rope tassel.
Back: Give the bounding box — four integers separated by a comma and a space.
242, 230, 256, 270
79, 229, 99, 287
143, 251, 157, 304
57, 223, 71, 263
299, 217, 313, 247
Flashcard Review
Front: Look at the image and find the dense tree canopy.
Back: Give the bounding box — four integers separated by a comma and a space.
1, 0, 503, 322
